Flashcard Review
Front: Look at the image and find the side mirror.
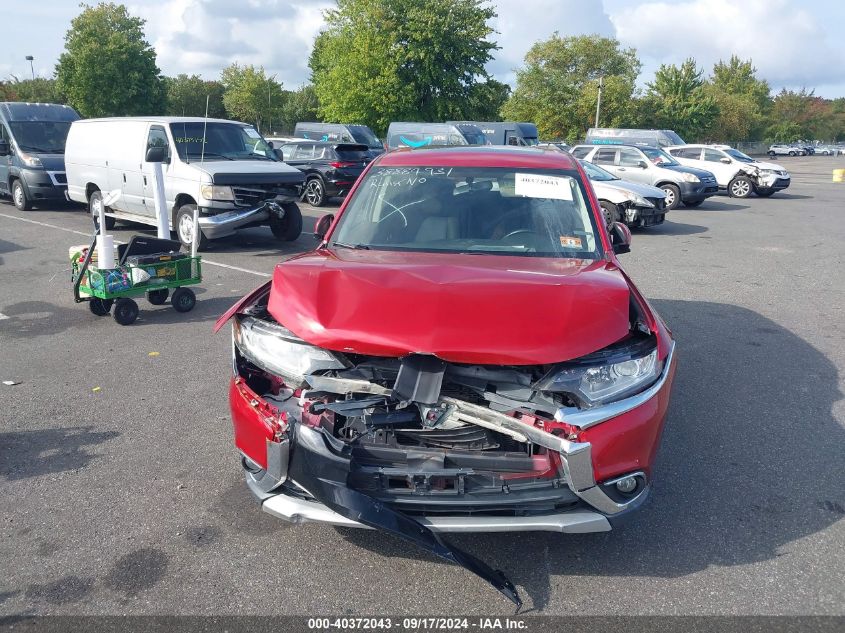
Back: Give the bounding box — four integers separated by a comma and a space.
0, 139, 9, 156
267, 141, 275, 149
145, 146, 169, 163
609, 222, 632, 255
314, 213, 335, 240
637, 160, 648, 169
720, 157, 731, 164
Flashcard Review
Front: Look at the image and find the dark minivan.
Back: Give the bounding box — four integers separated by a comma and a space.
278, 140, 370, 206
0, 102, 81, 210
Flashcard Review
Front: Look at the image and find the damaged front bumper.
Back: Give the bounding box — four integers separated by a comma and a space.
199, 199, 293, 239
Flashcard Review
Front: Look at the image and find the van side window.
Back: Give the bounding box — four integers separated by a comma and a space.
594, 149, 616, 165
147, 126, 169, 157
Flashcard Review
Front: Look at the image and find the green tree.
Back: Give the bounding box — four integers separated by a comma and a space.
277, 84, 320, 134
311, 0, 498, 134
642, 58, 718, 141
55, 2, 165, 117
465, 79, 511, 121
220, 63, 284, 133
501, 34, 641, 141
164, 74, 226, 118
5, 78, 65, 104
704, 56, 771, 141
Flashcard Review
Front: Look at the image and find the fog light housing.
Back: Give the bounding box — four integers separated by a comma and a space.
615, 476, 638, 494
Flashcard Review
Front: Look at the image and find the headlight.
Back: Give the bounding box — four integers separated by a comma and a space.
625, 192, 654, 207
680, 172, 700, 183
759, 169, 775, 175
542, 348, 661, 407
200, 184, 234, 201
233, 316, 346, 383
19, 152, 42, 168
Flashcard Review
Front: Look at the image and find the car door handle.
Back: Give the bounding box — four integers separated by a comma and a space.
144, 176, 147, 185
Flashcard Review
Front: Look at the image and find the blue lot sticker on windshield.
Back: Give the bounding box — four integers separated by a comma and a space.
515, 173, 574, 201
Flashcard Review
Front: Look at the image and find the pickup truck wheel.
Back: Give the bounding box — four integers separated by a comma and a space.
660, 184, 680, 210
176, 204, 207, 251
89, 190, 116, 230
303, 177, 327, 206
599, 201, 620, 225
12, 180, 32, 211
270, 202, 303, 241
729, 176, 752, 198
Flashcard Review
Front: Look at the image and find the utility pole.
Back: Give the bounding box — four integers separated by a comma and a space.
595, 76, 603, 128
268, 85, 272, 135
25, 56, 34, 80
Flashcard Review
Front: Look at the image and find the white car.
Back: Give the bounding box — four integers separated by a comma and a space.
768, 144, 804, 157
666, 144, 790, 198
579, 159, 668, 227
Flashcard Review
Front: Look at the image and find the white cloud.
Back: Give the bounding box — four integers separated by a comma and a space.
139, 0, 332, 87
609, 0, 845, 89
489, 1, 615, 83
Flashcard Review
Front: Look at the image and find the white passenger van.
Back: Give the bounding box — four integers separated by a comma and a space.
65, 117, 305, 249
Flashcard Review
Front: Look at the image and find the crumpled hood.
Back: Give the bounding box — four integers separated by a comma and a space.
267, 249, 633, 365
749, 159, 788, 173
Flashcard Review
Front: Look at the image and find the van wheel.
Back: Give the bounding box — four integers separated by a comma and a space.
89, 190, 116, 230
599, 201, 620, 225
12, 180, 32, 210
176, 204, 207, 251
660, 184, 680, 210
302, 177, 327, 206
270, 203, 303, 241
729, 176, 752, 198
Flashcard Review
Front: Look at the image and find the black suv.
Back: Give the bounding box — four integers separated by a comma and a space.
277, 141, 370, 206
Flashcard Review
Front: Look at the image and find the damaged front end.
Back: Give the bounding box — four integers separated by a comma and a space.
220, 283, 676, 606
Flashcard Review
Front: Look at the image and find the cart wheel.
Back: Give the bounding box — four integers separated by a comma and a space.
88, 298, 113, 316
171, 287, 196, 313
113, 298, 139, 325
147, 288, 169, 305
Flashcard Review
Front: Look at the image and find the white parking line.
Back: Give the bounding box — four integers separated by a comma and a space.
0, 212, 271, 278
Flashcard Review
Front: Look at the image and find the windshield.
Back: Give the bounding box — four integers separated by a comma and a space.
331, 166, 602, 259
9, 121, 72, 153
349, 126, 382, 149
579, 159, 618, 181
724, 148, 754, 163
642, 147, 680, 166
169, 122, 277, 161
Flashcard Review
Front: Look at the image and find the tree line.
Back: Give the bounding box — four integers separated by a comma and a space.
2, 1, 843, 144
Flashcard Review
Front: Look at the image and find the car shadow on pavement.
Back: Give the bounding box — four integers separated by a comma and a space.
769, 193, 813, 200
691, 199, 750, 212
337, 299, 844, 611
635, 221, 707, 236
129, 295, 246, 327
0, 426, 119, 481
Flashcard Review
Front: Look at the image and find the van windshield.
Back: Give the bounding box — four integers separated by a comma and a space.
9, 121, 72, 153
349, 126, 382, 149
331, 166, 602, 259
169, 122, 277, 161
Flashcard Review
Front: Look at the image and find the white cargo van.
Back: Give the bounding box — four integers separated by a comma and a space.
65, 117, 305, 249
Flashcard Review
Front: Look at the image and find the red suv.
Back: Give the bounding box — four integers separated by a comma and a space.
216, 146, 677, 606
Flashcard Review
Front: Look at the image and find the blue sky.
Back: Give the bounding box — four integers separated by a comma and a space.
4, 0, 845, 98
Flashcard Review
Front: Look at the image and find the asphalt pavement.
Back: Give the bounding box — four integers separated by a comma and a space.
0, 156, 843, 616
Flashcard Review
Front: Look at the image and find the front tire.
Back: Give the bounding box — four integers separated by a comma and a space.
660, 183, 681, 210
302, 177, 327, 207
12, 180, 32, 210
729, 176, 752, 198
89, 190, 116, 230
599, 201, 620, 225
269, 202, 303, 241
176, 204, 207, 251
171, 287, 196, 313
113, 298, 139, 325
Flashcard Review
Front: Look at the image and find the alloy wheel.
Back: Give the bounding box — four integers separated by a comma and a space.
731, 180, 751, 197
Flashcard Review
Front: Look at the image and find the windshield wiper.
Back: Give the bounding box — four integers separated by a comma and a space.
332, 242, 371, 250
185, 152, 234, 161
21, 146, 60, 153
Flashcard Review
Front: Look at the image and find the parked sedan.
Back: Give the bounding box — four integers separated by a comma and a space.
579, 159, 668, 226
216, 146, 677, 607
278, 140, 370, 206
667, 144, 790, 197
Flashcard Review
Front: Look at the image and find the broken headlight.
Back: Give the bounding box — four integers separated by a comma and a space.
541, 346, 660, 407
233, 316, 346, 384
